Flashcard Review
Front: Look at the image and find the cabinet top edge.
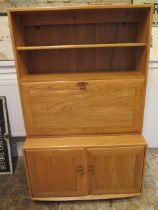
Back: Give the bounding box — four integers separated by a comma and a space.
8, 4, 153, 13
23, 135, 147, 150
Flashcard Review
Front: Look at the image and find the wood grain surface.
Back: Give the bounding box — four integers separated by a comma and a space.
24, 135, 146, 199
9, 5, 152, 201
21, 79, 145, 135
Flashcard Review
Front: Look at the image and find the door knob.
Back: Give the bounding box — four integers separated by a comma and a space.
88, 165, 94, 176
76, 81, 89, 90
77, 165, 84, 176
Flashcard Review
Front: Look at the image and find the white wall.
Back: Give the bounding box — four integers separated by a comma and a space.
0, 61, 25, 137
143, 62, 158, 147
142, 27, 158, 147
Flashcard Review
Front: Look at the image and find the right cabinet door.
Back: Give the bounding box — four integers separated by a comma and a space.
87, 146, 145, 195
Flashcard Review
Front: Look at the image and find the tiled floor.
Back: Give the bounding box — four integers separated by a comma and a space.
0, 149, 158, 210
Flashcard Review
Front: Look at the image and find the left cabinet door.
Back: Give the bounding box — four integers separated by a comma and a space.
24, 148, 87, 198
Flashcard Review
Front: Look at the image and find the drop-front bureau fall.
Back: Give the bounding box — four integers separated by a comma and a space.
8, 4, 152, 201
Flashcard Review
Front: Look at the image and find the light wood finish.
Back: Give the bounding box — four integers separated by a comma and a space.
87, 147, 144, 195
21, 79, 145, 135
23, 135, 147, 150
8, 5, 152, 76
16, 43, 146, 51
25, 148, 87, 197
31, 193, 142, 201
9, 5, 152, 201
24, 135, 146, 199
20, 72, 144, 83
8, 4, 152, 12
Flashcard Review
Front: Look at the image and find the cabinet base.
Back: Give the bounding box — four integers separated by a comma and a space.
31, 193, 142, 201
24, 135, 146, 201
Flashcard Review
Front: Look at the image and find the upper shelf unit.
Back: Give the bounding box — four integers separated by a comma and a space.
8, 5, 152, 79
10, 5, 152, 47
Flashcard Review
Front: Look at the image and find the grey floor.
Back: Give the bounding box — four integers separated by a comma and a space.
0, 149, 158, 210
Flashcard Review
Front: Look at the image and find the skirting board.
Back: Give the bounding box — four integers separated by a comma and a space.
17, 142, 24, 156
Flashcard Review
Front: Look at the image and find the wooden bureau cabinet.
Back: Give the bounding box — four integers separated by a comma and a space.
8, 4, 152, 201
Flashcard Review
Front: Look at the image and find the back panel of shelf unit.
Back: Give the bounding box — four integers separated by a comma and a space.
23, 22, 139, 46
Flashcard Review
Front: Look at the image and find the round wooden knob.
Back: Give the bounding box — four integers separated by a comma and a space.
77, 165, 84, 176
76, 82, 89, 90
88, 165, 94, 176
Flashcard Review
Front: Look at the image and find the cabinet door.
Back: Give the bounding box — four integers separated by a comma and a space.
87, 146, 145, 195
25, 148, 87, 198
21, 78, 144, 135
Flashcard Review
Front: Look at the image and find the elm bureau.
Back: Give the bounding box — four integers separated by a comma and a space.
8, 4, 152, 201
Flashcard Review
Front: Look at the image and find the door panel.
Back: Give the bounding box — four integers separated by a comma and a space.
87, 146, 145, 195
21, 79, 144, 135
25, 148, 87, 198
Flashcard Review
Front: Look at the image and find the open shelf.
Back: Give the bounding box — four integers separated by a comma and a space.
17, 47, 146, 75
20, 71, 145, 82
11, 6, 151, 48
17, 43, 146, 51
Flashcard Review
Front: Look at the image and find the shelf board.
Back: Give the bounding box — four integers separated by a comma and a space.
20, 71, 144, 83
17, 43, 146, 51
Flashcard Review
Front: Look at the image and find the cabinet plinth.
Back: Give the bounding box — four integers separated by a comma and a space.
8, 4, 152, 201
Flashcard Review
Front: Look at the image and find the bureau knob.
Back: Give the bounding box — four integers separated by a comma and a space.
76, 81, 89, 90
88, 165, 94, 176
77, 165, 84, 176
